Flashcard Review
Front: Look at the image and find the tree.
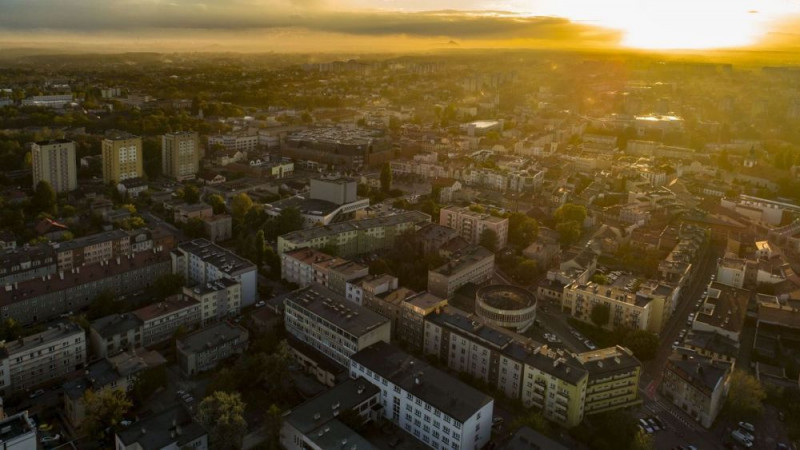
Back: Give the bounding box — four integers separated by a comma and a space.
274, 207, 304, 237
208, 194, 227, 214
513, 259, 538, 285
511, 410, 552, 437
624, 330, 659, 361
183, 184, 201, 204
0, 318, 22, 341
82, 388, 133, 439
479, 228, 499, 252
380, 162, 392, 193
87, 291, 123, 320
508, 212, 539, 248
152, 273, 185, 299
630, 429, 653, 450
263, 404, 283, 450
369, 259, 392, 275
198, 391, 247, 450
230, 193, 253, 222
183, 217, 207, 238
591, 273, 609, 284
254, 230, 266, 269
32, 180, 56, 215
590, 303, 611, 327
130, 365, 167, 404
725, 370, 766, 419
556, 220, 581, 246
554, 203, 587, 225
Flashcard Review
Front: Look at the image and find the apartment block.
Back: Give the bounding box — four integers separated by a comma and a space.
562, 276, 674, 334
89, 313, 143, 358
281, 377, 380, 450
183, 278, 242, 325
0, 322, 86, 394
0, 248, 172, 325
277, 211, 431, 257
428, 246, 494, 299
115, 405, 208, 450
102, 131, 143, 184
439, 206, 509, 248
351, 341, 494, 450
208, 133, 258, 152
176, 321, 249, 376
284, 285, 391, 368
133, 295, 202, 347
171, 239, 257, 306
281, 247, 369, 296
576, 346, 642, 415
31, 139, 77, 193
661, 352, 732, 428
692, 282, 750, 342
162, 131, 200, 181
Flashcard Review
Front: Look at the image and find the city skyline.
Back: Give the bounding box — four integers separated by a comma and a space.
1, 0, 800, 53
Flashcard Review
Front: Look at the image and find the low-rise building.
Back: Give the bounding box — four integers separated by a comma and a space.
439, 205, 509, 248
203, 214, 233, 242
63, 349, 166, 427
133, 295, 202, 347
351, 341, 495, 450
0, 411, 37, 450
115, 405, 208, 450
176, 321, 249, 376
173, 203, 213, 224
183, 278, 242, 325
428, 246, 494, 299
171, 238, 257, 306
280, 377, 380, 450
661, 352, 732, 428
284, 285, 391, 368
576, 346, 642, 415
693, 282, 750, 342
277, 211, 431, 257
0, 322, 86, 394
89, 313, 143, 358
280, 248, 368, 295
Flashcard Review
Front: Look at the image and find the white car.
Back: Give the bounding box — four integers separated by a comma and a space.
584, 340, 597, 350
738, 421, 755, 433
40, 435, 60, 444
731, 430, 753, 448
638, 419, 653, 434
255, 300, 266, 308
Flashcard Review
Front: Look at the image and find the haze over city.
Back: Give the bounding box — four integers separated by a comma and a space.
1, 1, 800, 450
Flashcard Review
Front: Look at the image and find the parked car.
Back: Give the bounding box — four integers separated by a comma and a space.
646, 418, 660, 431
638, 419, 653, 434
738, 422, 755, 433
584, 340, 597, 350
255, 300, 266, 308
731, 430, 753, 448
29, 389, 45, 399
40, 434, 60, 444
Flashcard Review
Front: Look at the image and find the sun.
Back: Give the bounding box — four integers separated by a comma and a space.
501, 0, 791, 50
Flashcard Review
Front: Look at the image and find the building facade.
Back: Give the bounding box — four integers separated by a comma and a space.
284, 285, 391, 368
133, 295, 202, 347
162, 131, 200, 181
176, 321, 249, 376
171, 239, 257, 306
102, 132, 143, 184
351, 342, 494, 450
439, 206, 509, 249
427, 246, 494, 299
31, 139, 77, 193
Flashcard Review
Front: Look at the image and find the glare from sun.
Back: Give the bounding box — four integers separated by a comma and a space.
499, 0, 796, 50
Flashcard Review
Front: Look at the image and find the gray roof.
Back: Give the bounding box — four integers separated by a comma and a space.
55, 229, 128, 252
91, 313, 143, 339
268, 196, 340, 216
306, 419, 376, 450
427, 311, 513, 349
351, 341, 493, 422
177, 321, 248, 354
177, 239, 256, 276
285, 377, 380, 434
280, 211, 430, 245
502, 426, 570, 450
0, 322, 83, 357
684, 331, 739, 358
285, 285, 390, 337
116, 405, 206, 448
667, 352, 731, 394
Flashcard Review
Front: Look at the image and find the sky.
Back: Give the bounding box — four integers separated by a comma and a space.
1, 0, 800, 53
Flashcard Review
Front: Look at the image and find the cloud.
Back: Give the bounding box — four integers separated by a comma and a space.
0, 0, 620, 46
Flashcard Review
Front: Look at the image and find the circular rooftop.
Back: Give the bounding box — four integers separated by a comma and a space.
475, 285, 537, 332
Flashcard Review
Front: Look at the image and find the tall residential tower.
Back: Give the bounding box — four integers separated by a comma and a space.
162, 131, 199, 181
31, 139, 77, 193
102, 131, 143, 184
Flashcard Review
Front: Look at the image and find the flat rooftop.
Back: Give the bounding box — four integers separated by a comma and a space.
0, 322, 82, 357
696, 281, 750, 335
177, 239, 255, 276
430, 246, 493, 277
352, 341, 493, 422
285, 285, 390, 337
576, 346, 641, 377
280, 211, 430, 245
284, 377, 380, 434
133, 294, 200, 322
91, 313, 143, 339
178, 321, 248, 354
